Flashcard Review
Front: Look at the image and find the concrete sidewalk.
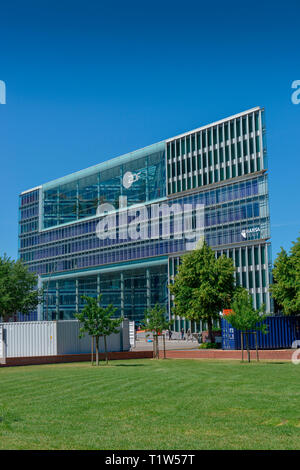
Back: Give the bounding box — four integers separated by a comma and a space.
133, 339, 200, 351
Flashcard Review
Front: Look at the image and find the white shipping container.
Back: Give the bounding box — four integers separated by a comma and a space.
1, 321, 57, 357
0, 319, 130, 358
56, 320, 129, 355
122, 320, 130, 351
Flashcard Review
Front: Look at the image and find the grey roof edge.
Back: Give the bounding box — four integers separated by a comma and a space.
165, 106, 262, 142
20, 141, 166, 194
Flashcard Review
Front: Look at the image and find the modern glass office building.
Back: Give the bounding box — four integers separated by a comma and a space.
19, 107, 272, 329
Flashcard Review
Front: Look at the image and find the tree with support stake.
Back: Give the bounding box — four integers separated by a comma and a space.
75, 295, 123, 366
142, 304, 172, 359
225, 288, 267, 362
169, 241, 236, 344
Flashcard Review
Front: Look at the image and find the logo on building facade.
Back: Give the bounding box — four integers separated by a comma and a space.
241, 227, 260, 239
122, 171, 141, 189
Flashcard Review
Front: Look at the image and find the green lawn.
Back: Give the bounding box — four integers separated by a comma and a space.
0, 358, 300, 450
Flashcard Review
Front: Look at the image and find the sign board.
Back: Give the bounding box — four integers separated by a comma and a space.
223, 309, 233, 316
241, 226, 260, 239
129, 321, 135, 348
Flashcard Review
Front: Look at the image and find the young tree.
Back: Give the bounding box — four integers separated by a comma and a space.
0, 254, 42, 321
226, 288, 267, 362
169, 241, 236, 343
75, 295, 123, 366
143, 303, 172, 359
270, 235, 300, 315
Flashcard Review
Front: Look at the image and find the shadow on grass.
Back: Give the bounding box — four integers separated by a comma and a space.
113, 364, 148, 367
238, 361, 288, 365
265, 361, 289, 365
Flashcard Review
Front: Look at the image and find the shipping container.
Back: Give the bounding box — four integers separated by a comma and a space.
0, 319, 130, 359
222, 316, 300, 350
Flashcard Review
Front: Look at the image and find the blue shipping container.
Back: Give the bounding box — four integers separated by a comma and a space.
222, 316, 300, 350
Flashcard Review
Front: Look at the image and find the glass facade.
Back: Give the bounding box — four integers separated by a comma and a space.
42, 262, 168, 323
43, 148, 165, 228
166, 109, 265, 195
19, 107, 272, 326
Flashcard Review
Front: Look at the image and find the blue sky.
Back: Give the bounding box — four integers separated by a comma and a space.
0, 0, 299, 261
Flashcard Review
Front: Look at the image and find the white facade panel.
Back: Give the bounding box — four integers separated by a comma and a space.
128, 321, 135, 349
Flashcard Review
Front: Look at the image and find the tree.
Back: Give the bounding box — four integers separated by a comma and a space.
0, 254, 42, 321
169, 241, 236, 343
142, 303, 172, 359
226, 288, 267, 362
270, 235, 300, 315
75, 295, 123, 366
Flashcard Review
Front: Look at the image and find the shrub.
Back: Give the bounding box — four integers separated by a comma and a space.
198, 342, 220, 349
